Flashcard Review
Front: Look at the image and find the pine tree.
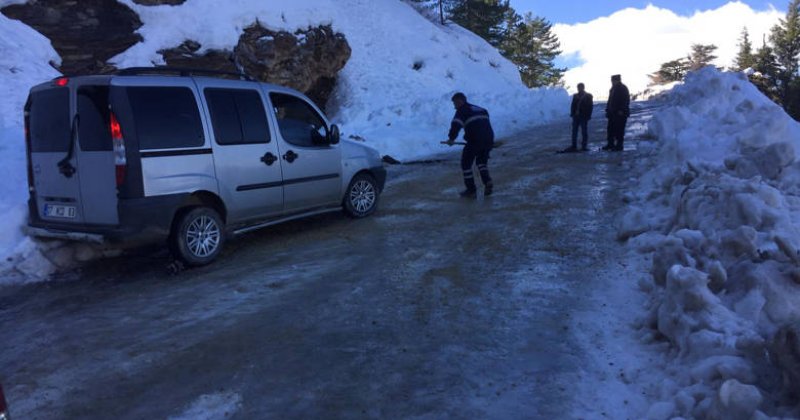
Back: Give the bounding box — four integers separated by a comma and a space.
734, 27, 756, 71
687, 44, 718, 71
751, 39, 782, 102
648, 58, 689, 85
769, 0, 800, 102
501, 12, 565, 87
449, 0, 512, 47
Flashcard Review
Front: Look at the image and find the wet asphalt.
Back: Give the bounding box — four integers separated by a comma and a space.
0, 104, 652, 419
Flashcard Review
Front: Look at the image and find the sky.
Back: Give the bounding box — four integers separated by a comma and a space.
508, 0, 777, 25
507, 1, 784, 97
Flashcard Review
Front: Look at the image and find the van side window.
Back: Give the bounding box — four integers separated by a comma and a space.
127, 87, 204, 150
204, 88, 270, 145
78, 86, 111, 152
269, 93, 328, 148
28, 88, 70, 153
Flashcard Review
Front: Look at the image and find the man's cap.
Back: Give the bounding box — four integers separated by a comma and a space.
452, 92, 467, 102
611, 74, 622, 82
577, 83, 585, 89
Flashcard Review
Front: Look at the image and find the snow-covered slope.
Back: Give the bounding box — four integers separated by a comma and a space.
113, 0, 568, 160
0, 12, 60, 277
622, 67, 800, 418
0, 0, 568, 281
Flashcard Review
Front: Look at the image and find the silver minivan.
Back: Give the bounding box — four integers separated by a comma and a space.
24, 68, 386, 266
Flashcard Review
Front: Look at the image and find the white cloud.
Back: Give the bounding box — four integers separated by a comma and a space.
553, 1, 782, 98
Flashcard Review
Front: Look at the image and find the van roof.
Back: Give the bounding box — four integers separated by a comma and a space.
33, 67, 308, 98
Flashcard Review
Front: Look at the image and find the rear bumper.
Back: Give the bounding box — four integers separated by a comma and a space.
24, 226, 106, 243
27, 194, 189, 244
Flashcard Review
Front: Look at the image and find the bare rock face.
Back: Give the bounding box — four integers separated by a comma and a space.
236, 23, 351, 107
132, 0, 186, 5
159, 40, 238, 74
159, 22, 352, 108
1, 0, 143, 75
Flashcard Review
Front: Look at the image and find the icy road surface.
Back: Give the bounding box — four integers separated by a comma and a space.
0, 104, 655, 419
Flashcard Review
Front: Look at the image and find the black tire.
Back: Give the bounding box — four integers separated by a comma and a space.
169, 207, 225, 266
343, 173, 379, 218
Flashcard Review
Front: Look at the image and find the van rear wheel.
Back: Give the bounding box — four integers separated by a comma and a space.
170, 207, 225, 266
343, 173, 379, 218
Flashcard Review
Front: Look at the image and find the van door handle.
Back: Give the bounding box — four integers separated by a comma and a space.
282, 150, 298, 163
261, 152, 277, 166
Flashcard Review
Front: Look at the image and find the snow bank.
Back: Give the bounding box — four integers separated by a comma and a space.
633, 81, 682, 101
0, 14, 61, 280
0, 0, 567, 283
623, 67, 800, 418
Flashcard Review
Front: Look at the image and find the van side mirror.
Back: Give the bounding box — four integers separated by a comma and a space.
329, 124, 340, 145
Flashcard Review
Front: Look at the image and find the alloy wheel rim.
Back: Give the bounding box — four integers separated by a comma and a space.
186, 215, 221, 258
350, 180, 376, 214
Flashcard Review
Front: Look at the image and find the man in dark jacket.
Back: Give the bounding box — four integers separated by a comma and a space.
565, 82, 593, 152
603, 74, 630, 152
446, 92, 494, 197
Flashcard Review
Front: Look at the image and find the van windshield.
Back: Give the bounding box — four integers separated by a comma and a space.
28, 88, 70, 153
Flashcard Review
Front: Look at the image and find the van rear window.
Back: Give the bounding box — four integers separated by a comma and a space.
78, 86, 112, 152
28, 88, 70, 153
127, 87, 204, 150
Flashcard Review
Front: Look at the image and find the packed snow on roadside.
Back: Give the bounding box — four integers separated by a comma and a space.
620, 67, 800, 418
0, 0, 568, 284
633, 81, 682, 101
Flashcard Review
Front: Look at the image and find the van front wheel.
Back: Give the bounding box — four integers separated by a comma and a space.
170, 207, 225, 266
343, 173, 379, 218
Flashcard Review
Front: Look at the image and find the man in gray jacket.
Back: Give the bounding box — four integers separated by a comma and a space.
564, 82, 593, 152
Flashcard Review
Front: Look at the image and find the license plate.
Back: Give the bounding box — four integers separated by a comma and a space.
44, 204, 76, 219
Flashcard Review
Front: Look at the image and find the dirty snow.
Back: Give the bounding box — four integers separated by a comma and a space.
621, 67, 800, 418
168, 392, 242, 420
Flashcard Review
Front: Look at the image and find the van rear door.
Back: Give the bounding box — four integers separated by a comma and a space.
73, 82, 118, 225
27, 82, 86, 224
26, 78, 119, 227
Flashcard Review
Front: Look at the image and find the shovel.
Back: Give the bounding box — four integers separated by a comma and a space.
440, 141, 504, 148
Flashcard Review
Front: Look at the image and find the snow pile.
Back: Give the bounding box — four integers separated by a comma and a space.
0, 0, 567, 283
633, 81, 682, 101
0, 12, 61, 281
623, 67, 800, 418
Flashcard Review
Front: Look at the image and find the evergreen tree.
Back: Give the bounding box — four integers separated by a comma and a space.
734, 27, 756, 71
769, 0, 800, 102
751, 39, 782, 102
449, 0, 512, 47
687, 44, 718, 71
754, 39, 781, 77
648, 58, 689, 85
501, 12, 565, 87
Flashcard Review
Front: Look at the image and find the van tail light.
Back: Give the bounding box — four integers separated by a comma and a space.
0, 382, 9, 419
109, 111, 127, 187
23, 106, 34, 194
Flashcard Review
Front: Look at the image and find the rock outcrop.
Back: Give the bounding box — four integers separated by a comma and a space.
1, 0, 142, 75
160, 22, 351, 108
1, 3, 351, 108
